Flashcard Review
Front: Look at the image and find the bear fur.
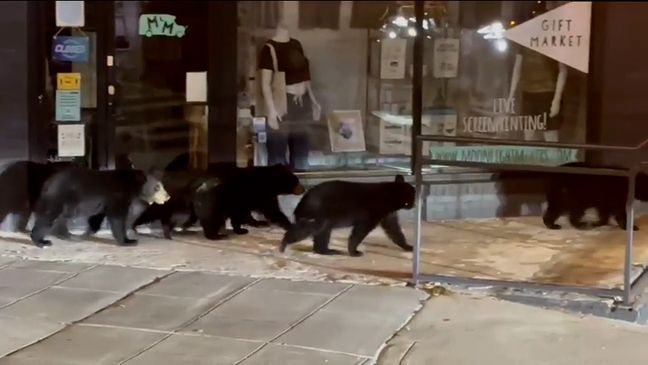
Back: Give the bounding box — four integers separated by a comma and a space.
542, 162, 648, 231
280, 175, 415, 256
187, 164, 304, 240
0, 160, 76, 232
30, 167, 170, 247
132, 170, 217, 239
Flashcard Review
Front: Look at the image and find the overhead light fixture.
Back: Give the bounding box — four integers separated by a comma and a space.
380, 5, 439, 39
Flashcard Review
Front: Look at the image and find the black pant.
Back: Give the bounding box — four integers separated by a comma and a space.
267, 93, 311, 170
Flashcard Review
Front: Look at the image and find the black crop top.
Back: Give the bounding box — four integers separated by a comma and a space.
258, 39, 311, 85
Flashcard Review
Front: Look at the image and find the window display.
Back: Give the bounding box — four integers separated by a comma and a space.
236, 1, 589, 173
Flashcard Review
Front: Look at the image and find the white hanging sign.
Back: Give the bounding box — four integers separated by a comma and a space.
504, 1, 591, 73
55, 1, 85, 27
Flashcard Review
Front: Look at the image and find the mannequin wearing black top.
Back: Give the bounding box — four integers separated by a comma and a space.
259, 23, 321, 171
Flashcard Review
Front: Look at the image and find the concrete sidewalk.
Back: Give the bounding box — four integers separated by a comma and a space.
0, 257, 426, 364
378, 292, 648, 365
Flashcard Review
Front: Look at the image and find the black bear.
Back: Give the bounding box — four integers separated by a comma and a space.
30, 167, 170, 247
542, 162, 648, 230
280, 175, 415, 256
132, 170, 217, 239
189, 164, 305, 240
0, 160, 76, 232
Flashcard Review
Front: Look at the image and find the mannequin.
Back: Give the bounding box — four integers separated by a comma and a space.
259, 21, 321, 171
507, 3, 567, 142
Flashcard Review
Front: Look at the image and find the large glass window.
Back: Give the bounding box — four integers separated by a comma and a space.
236, 1, 589, 173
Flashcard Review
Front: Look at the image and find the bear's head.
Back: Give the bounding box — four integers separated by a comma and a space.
268, 164, 305, 196
393, 175, 415, 210
140, 169, 171, 205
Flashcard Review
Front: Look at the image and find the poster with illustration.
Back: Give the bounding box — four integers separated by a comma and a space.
327, 110, 366, 153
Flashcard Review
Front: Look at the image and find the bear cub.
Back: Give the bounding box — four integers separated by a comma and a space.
280, 175, 415, 256
543, 162, 648, 231
30, 167, 170, 247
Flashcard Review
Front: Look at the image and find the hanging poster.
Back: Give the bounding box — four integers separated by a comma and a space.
380, 38, 407, 79
186, 72, 207, 102
58, 124, 85, 157
504, 1, 592, 73
433, 38, 460, 78
55, 90, 81, 122
328, 110, 366, 152
56, 0, 85, 27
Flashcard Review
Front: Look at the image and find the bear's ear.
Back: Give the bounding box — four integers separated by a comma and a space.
395, 175, 405, 183
147, 167, 164, 180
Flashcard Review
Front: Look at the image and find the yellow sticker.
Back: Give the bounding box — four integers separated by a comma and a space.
57, 73, 81, 90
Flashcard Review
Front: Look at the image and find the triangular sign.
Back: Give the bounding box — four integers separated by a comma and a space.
504, 1, 592, 73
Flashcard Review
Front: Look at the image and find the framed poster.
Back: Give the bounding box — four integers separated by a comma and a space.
327, 110, 366, 153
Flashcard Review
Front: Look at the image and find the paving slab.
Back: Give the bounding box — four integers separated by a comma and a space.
56, 265, 169, 293
183, 286, 337, 341
241, 344, 367, 365
251, 278, 350, 295
138, 271, 254, 299
0, 257, 14, 267
8, 260, 91, 273
0, 325, 164, 365
85, 293, 216, 331
0, 268, 73, 307
0, 316, 64, 358
0, 268, 71, 291
377, 295, 648, 365
124, 334, 260, 365
276, 285, 426, 357
0, 287, 125, 323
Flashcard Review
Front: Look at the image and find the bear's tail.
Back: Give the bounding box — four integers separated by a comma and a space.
279, 219, 317, 253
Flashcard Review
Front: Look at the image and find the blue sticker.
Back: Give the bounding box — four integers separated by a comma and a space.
52, 36, 89, 63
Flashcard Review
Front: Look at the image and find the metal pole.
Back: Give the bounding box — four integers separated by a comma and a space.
413, 138, 423, 285
623, 169, 636, 305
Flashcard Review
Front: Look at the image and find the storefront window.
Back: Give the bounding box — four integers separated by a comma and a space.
113, 0, 209, 171
422, 0, 588, 168
237, 1, 589, 173
237, 1, 412, 173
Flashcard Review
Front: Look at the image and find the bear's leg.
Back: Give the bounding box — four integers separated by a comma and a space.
614, 210, 639, 231
542, 203, 563, 230
347, 220, 379, 257
30, 202, 62, 247
11, 208, 32, 233
280, 218, 323, 252
593, 207, 611, 228
230, 209, 250, 235
181, 211, 198, 230
380, 213, 413, 252
568, 208, 588, 230
85, 213, 105, 236
160, 215, 175, 240
259, 198, 292, 230
201, 217, 228, 240
106, 210, 137, 246
51, 218, 72, 240
313, 226, 341, 255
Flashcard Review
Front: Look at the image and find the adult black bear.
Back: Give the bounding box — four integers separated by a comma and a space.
189, 164, 305, 240
280, 175, 415, 256
542, 162, 648, 230
0, 160, 76, 232
30, 167, 170, 247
